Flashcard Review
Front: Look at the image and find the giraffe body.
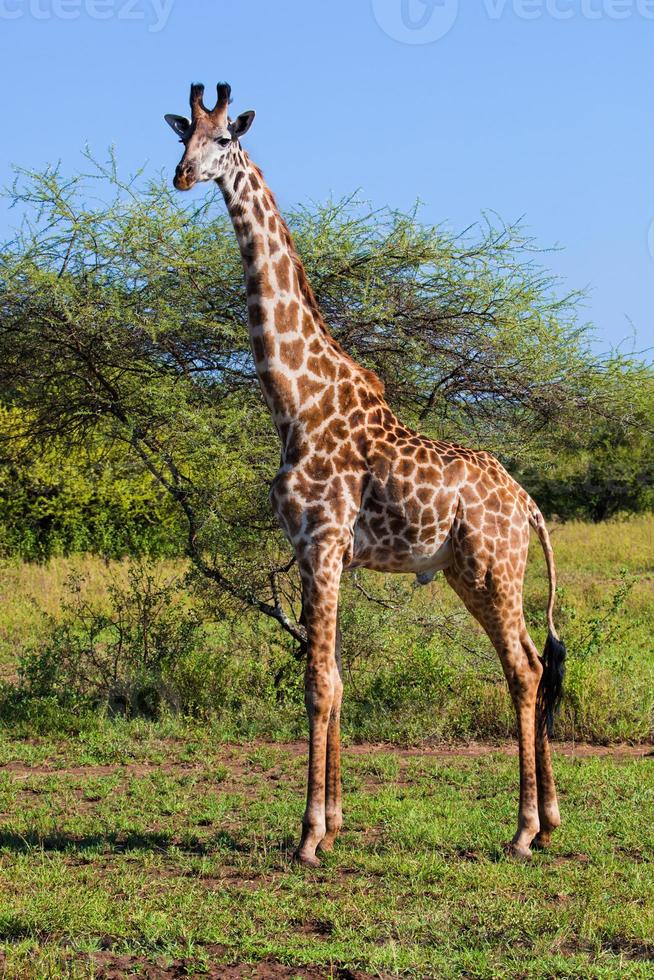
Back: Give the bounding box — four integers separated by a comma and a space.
165, 83, 567, 866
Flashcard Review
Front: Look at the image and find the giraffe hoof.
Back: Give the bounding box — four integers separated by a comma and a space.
503, 841, 533, 861
532, 831, 553, 850
316, 837, 335, 854
292, 849, 321, 869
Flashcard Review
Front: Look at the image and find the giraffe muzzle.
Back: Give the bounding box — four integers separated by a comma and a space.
174, 163, 196, 191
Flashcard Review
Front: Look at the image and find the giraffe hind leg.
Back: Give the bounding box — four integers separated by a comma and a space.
526, 630, 562, 847
444, 564, 553, 858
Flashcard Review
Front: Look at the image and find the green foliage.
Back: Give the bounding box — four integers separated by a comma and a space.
0, 158, 651, 740
0, 410, 183, 560
0, 156, 651, 631
15, 564, 204, 720
517, 368, 654, 521
557, 572, 654, 743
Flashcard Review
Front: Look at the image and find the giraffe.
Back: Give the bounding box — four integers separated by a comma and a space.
164, 82, 567, 867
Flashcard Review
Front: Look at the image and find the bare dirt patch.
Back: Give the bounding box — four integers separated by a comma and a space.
2, 761, 158, 778
88, 948, 383, 979
558, 935, 654, 963
1, 741, 651, 780
342, 741, 654, 760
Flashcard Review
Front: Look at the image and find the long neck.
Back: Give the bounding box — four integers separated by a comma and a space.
217, 149, 380, 440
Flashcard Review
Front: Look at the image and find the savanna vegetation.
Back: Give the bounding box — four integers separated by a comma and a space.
0, 515, 652, 745
0, 158, 652, 976
0, 156, 651, 738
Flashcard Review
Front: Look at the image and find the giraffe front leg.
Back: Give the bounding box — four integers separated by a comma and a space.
318, 613, 343, 854
294, 541, 344, 868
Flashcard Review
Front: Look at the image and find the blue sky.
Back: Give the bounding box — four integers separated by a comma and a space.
0, 0, 652, 354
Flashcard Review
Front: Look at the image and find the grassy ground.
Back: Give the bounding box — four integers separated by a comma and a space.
0, 729, 653, 978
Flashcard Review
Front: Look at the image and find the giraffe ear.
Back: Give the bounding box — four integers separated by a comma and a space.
164, 114, 191, 139
230, 110, 255, 140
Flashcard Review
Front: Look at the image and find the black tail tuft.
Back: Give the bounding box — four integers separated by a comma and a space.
541, 632, 567, 738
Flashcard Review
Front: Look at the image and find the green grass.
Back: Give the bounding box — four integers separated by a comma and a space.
0, 731, 653, 978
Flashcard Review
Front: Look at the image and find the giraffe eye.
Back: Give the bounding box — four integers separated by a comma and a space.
216, 136, 231, 147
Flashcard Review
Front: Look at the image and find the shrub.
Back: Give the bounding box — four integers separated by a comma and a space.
558, 573, 654, 742
16, 563, 203, 719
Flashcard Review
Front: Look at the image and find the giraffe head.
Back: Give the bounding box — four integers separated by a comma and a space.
164, 82, 255, 191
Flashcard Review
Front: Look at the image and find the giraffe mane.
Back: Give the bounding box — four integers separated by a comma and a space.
244, 158, 386, 399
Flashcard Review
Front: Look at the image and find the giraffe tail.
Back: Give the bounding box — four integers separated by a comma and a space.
529, 506, 567, 738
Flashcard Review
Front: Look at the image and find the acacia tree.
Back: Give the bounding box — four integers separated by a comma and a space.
0, 157, 649, 639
